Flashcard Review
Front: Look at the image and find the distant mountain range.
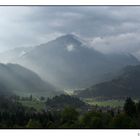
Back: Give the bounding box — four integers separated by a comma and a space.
75, 65, 140, 99
0, 34, 139, 89
0, 63, 62, 97
0, 47, 33, 63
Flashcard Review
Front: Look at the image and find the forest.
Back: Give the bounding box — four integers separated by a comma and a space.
0, 94, 140, 128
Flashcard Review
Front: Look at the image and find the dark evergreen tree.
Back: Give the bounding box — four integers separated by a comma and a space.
123, 97, 136, 117
136, 100, 140, 115
110, 113, 132, 128
26, 119, 42, 128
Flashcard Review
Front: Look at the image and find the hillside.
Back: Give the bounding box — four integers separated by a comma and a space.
75, 65, 140, 99
0, 63, 62, 97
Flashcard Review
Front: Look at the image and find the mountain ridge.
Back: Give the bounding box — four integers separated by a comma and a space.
75, 64, 140, 99
0, 34, 139, 89
0, 63, 62, 97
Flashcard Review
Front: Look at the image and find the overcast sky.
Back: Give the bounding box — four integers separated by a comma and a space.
1, 6, 140, 55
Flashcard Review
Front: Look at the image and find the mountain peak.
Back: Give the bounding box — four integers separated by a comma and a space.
59, 34, 78, 39
53, 34, 82, 46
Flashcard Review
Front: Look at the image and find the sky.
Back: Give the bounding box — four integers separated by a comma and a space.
1, 6, 140, 56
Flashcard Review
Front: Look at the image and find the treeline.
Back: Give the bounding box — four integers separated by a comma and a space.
45, 94, 89, 111
0, 95, 140, 128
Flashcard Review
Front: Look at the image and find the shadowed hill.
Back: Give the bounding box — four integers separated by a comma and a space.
75, 65, 140, 99
0, 63, 62, 97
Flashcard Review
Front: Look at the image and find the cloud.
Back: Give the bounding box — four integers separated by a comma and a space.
0, 6, 140, 55
66, 44, 75, 52
89, 32, 140, 54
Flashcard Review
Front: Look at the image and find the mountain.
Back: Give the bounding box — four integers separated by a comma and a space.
0, 34, 139, 89
0, 63, 62, 97
0, 47, 33, 63
75, 65, 140, 99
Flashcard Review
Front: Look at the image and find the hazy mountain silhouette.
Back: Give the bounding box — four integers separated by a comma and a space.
0, 34, 139, 89
0, 63, 62, 97
76, 65, 140, 99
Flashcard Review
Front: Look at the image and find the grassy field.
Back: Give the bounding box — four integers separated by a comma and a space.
20, 97, 125, 110
84, 98, 125, 107
20, 100, 45, 111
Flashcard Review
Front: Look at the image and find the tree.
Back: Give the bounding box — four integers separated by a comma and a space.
29, 95, 32, 101
123, 97, 136, 117
79, 111, 111, 128
26, 119, 42, 128
61, 107, 79, 127
136, 100, 140, 115
110, 113, 132, 128
40, 96, 45, 101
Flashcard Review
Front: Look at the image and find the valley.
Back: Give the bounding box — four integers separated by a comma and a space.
1, 6, 140, 129
0, 34, 140, 113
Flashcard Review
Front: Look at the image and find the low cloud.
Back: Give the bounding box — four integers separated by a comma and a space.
89, 33, 140, 54
66, 44, 75, 52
